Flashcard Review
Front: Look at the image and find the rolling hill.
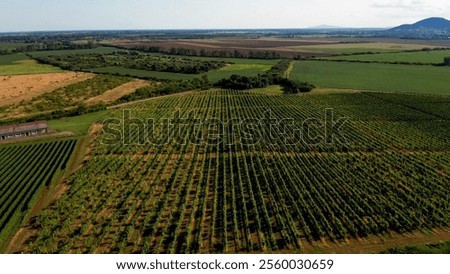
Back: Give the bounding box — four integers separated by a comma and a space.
389, 17, 450, 38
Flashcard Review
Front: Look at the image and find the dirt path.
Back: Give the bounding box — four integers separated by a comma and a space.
301, 228, 450, 254
85, 79, 150, 105
284, 60, 295, 78
0, 72, 94, 106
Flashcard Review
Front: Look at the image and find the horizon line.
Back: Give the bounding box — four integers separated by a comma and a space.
0, 27, 390, 35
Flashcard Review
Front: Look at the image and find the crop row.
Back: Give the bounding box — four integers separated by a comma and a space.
0, 139, 77, 250
24, 90, 449, 253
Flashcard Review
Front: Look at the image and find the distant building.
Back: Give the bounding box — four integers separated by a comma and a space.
0, 121, 48, 140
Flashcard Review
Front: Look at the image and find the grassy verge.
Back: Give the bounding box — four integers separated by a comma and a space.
49, 110, 112, 136
381, 241, 450, 254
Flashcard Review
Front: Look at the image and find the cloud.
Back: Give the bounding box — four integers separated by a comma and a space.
370, 0, 446, 17
371, 0, 427, 10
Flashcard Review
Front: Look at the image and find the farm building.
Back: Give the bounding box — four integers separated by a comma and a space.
0, 121, 48, 140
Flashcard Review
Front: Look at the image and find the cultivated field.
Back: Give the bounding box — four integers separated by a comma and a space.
11, 90, 449, 254
83, 60, 274, 82
30, 49, 278, 81
294, 42, 437, 55
108, 38, 442, 57
0, 72, 94, 106
290, 60, 450, 94
91, 67, 198, 81
0, 139, 78, 251
0, 54, 62, 76
324, 49, 450, 64
1, 36, 450, 255
27, 47, 119, 58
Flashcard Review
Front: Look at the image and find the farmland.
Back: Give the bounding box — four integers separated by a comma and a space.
1, 32, 450, 255
27, 47, 119, 58
0, 139, 78, 251
0, 54, 62, 76
0, 74, 134, 122
324, 49, 450, 64
290, 60, 450, 94
90, 61, 275, 82
293, 42, 438, 55
108, 38, 443, 58
91, 66, 198, 81
13, 90, 449, 254
30, 49, 277, 81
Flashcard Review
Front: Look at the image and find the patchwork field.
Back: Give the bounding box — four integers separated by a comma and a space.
109, 38, 443, 58
1, 36, 450, 255
0, 72, 94, 106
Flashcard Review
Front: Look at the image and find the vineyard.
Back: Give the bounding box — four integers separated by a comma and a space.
0, 139, 77, 251
21, 90, 450, 253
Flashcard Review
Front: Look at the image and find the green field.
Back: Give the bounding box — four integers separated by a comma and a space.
0, 42, 29, 51
324, 49, 450, 64
144, 52, 279, 65
295, 42, 434, 55
207, 63, 272, 82
291, 60, 450, 94
0, 54, 62, 76
91, 63, 273, 82
49, 110, 112, 136
20, 90, 450, 254
27, 48, 278, 81
28, 47, 119, 57
248, 85, 284, 95
0, 54, 29, 65
91, 66, 198, 80
0, 139, 77, 251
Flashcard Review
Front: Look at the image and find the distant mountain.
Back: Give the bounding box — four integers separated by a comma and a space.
388, 17, 450, 38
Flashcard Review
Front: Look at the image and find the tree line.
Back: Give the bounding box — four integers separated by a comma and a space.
118, 45, 282, 60
118, 75, 212, 103
34, 52, 228, 74
215, 60, 314, 93
0, 41, 98, 55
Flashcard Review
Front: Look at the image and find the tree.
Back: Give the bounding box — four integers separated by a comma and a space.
444, 57, 450, 66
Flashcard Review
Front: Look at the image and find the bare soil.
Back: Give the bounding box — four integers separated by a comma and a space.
0, 72, 94, 106
111, 38, 338, 58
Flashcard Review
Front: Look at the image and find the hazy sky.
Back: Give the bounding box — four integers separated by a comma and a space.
0, 0, 449, 32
